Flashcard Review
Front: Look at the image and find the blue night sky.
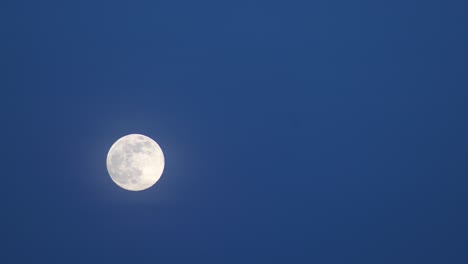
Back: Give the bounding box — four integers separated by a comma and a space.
1, 0, 467, 263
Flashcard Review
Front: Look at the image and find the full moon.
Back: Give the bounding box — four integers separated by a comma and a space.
106, 134, 165, 191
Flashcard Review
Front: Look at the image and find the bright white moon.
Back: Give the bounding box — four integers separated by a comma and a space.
106, 134, 165, 191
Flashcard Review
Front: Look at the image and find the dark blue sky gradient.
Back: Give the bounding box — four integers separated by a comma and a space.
1, 0, 467, 263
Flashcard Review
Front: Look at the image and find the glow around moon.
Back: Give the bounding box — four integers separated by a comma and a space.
106, 134, 165, 191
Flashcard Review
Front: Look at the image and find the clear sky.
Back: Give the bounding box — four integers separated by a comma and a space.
1, 0, 467, 263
